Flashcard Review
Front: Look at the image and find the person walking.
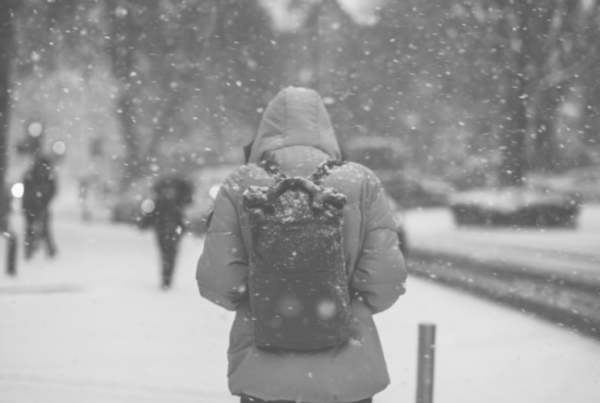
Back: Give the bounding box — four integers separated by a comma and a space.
196, 87, 407, 403
140, 175, 193, 289
22, 154, 58, 259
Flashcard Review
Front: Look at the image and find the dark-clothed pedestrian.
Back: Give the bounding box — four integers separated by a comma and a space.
196, 87, 407, 403
140, 176, 193, 289
22, 154, 58, 259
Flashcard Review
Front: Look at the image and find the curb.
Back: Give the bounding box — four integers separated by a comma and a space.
406, 248, 600, 340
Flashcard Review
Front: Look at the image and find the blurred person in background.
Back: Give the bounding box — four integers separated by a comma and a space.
22, 154, 58, 260
77, 137, 107, 223
139, 175, 193, 290
78, 174, 92, 223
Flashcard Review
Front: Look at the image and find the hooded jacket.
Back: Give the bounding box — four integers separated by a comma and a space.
196, 87, 407, 402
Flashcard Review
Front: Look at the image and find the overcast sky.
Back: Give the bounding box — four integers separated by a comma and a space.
259, 0, 386, 31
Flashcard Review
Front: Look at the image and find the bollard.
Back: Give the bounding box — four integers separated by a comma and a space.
416, 323, 436, 403
3, 230, 17, 276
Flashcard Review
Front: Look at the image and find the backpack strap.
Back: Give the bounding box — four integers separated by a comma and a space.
245, 159, 347, 211
309, 159, 345, 184
257, 160, 287, 181
258, 158, 344, 183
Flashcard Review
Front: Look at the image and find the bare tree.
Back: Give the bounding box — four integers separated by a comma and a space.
0, 0, 20, 230
104, 0, 218, 182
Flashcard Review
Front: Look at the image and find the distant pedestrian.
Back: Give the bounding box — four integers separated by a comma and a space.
196, 87, 407, 403
139, 175, 193, 289
22, 154, 58, 259
78, 175, 93, 223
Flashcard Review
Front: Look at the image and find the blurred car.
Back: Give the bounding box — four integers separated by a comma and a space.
343, 135, 452, 210
449, 187, 580, 228
378, 171, 453, 209
527, 166, 600, 203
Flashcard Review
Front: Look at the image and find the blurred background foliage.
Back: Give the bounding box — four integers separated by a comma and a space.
1, 0, 600, 200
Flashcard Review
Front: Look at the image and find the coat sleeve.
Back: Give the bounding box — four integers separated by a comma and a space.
351, 175, 407, 314
196, 172, 249, 311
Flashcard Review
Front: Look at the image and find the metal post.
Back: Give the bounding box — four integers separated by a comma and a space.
3, 230, 17, 276
416, 323, 436, 403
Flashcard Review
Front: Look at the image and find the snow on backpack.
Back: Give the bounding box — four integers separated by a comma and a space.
242, 159, 353, 350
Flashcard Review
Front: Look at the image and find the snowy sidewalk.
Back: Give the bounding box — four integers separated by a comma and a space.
403, 204, 600, 339
1, 213, 600, 402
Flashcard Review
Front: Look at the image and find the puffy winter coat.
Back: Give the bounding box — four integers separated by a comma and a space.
196, 87, 407, 402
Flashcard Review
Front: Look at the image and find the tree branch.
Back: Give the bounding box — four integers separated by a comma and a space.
530, 49, 599, 92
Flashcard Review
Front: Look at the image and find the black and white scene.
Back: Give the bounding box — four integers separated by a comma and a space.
1, 1, 599, 402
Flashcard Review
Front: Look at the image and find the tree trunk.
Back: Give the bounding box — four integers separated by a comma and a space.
116, 93, 143, 182
581, 54, 600, 148
533, 85, 564, 173
498, 72, 528, 187
306, 1, 322, 92
497, 2, 532, 188
0, 1, 16, 231
105, 0, 143, 184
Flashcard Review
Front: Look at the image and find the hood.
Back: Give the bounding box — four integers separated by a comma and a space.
247, 87, 341, 164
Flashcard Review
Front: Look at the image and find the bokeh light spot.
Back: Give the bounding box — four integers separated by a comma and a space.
11, 183, 24, 199
141, 199, 155, 214
28, 122, 43, 137
52, 141, 66, 155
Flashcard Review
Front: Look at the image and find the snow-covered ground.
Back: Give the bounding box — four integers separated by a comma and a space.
1, 197, 600, 403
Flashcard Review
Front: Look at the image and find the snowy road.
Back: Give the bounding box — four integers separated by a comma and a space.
1, 209, 600, 403
404, 204, 600, 277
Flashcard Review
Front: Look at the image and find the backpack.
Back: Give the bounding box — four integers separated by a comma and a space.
242, 159, 353, 350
